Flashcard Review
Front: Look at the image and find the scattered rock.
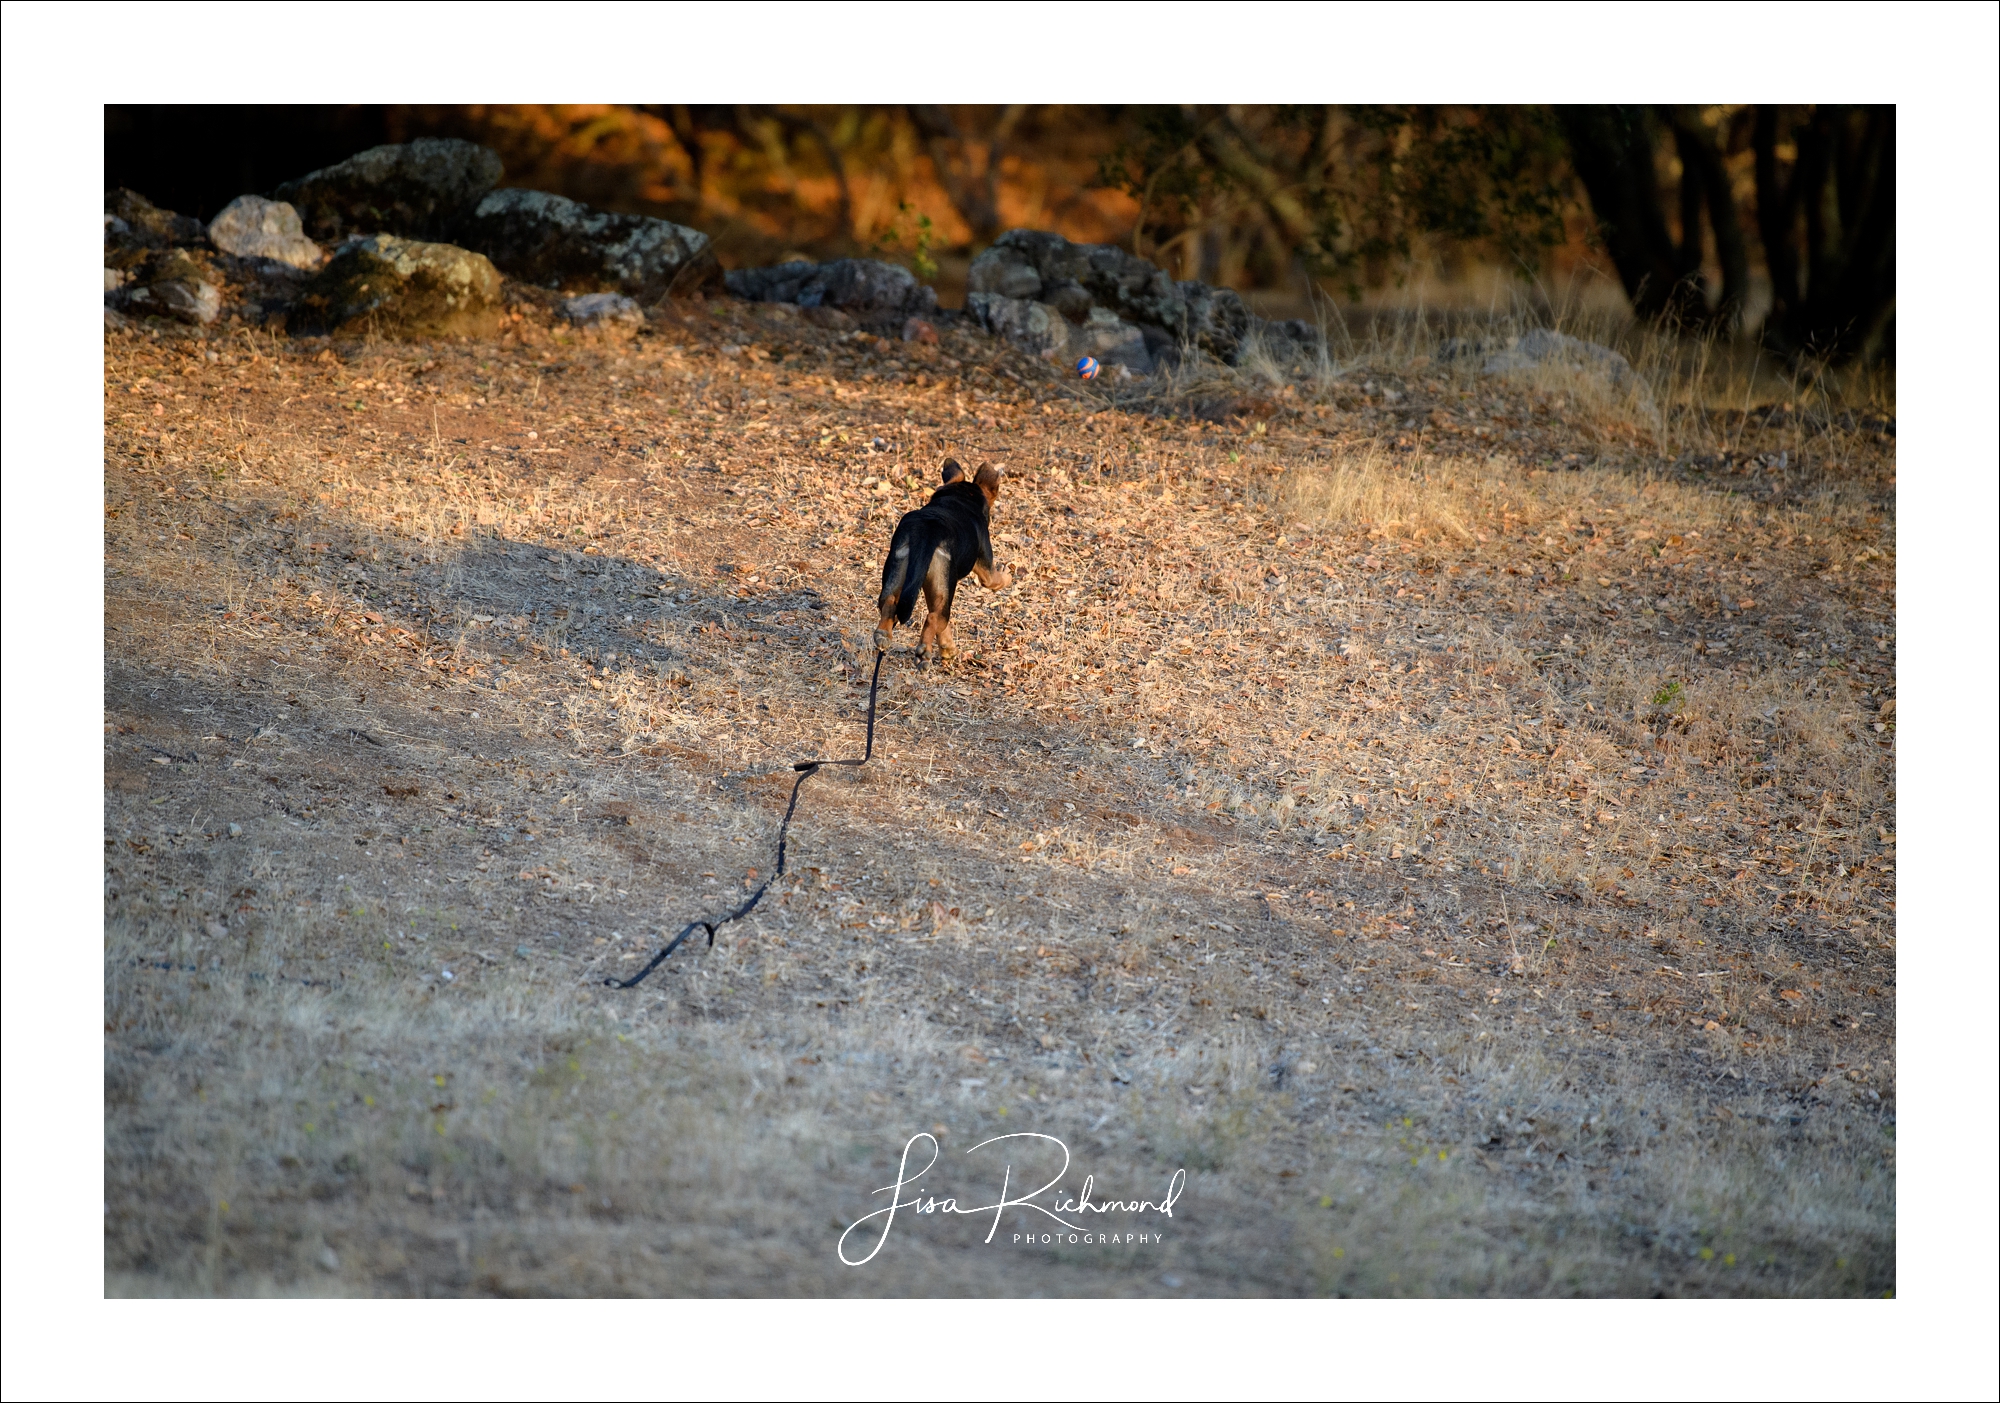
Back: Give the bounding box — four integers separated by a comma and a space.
143, 279, 222, 325
559, 291, 644, 327
902, 316, 939, 344
274, 138, 504, 242
288, 235, 501, 337
967, 229, 1323, 369
967, 293, 1155, 373
105, 267, 128, 293
463, 189, 712, 298
104, 188, 205, 247
800, 305, 853, 330
204, 920, 229, 941
725, 258, 937, 323
206, 195, 323, 270
1068, 305, 1153, 374
121, 249, 224, 325
965, 292, 1071, 360
1442, 328, 1640, 391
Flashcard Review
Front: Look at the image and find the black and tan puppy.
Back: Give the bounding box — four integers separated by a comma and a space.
874, 458, 1011, 664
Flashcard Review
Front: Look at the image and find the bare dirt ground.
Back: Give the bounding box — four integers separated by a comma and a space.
103, 293, 1896, 1296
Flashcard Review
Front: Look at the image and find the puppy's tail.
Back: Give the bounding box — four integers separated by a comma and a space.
878, 515, 940, 626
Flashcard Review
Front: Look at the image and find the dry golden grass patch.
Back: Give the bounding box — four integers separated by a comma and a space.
103, 295, 1895, 1296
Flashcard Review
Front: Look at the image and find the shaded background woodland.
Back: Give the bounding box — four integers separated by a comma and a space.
107, 104, 1893, 363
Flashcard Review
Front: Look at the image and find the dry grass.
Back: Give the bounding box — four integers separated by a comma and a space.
102, 293, 1895, 1296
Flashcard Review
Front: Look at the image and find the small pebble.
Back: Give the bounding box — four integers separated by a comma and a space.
227, 823, 243, 837
204, 920, 228, 940
514, 945, 531, 959
871, 436, 889, 452
441, 969, 454, 982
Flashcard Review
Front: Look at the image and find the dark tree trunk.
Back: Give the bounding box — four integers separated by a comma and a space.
1558, 106, 1705, 324
1670, 111, 1751, 329
1752, 105, 1895, 360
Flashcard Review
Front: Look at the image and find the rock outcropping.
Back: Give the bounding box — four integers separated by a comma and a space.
461, 189, 712, 298
274, 138, 503, 242
964, 230, 1321, 372
724, 259, 937, 324
288, 235, 501, 337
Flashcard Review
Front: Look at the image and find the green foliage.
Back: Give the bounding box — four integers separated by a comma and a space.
1651, 680, 1686, 712
875, 201, 940, 282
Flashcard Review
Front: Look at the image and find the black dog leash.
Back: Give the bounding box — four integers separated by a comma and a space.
607, 649, 886, 990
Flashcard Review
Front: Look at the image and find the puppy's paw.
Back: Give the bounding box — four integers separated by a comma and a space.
871, 628, 893, 654
938, 638, 959, 664
922, 638, 942, 668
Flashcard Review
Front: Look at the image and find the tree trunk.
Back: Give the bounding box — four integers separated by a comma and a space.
1558, 106, 1704, 323
1753, 105, 1895, 360
1670, 110, 1751, 329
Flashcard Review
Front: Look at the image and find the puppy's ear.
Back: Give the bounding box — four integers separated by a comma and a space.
940, 458, 964, 484
974, 464, 1003, 498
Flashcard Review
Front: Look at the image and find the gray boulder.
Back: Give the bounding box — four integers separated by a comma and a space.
725, 258, 937, 321
121, 248, 223, 325
288, 235, 501, 337
274, 138, 503, 242
1070, 306, 1153, 374
462, 188, 712, 298
207, 195, 323, 269
967, 293, 1154, 373
559, 291, 643, 327
127, 276, 221, 325
1442, 328, 1640, 390
968, 229, 1317, 367
964, 293, 1071, 360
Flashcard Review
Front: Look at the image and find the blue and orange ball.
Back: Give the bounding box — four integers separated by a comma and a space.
1076, 356, 1100, 380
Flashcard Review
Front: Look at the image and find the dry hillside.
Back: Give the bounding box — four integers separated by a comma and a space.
103, 293, 1897, 1296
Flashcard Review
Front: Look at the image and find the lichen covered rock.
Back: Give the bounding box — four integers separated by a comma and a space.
289, 235, 501, 337
274, 139, 504, 242
725, 258, 936, 322
207, 195, 323, 269
464, 189, 712, 298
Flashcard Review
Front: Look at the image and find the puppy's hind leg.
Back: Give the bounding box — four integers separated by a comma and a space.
935, 579, 961, 664
916, 548, 950, 668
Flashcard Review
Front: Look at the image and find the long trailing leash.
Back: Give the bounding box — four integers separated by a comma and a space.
606, 649, 887, 990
